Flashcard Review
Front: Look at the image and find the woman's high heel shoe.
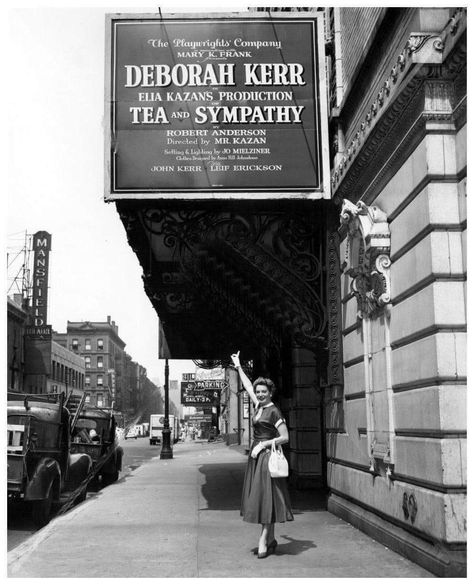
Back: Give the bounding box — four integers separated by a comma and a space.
267, 540, 278, 554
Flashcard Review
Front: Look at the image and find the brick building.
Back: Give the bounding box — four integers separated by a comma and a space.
7, 295, 29, 392
8, 294, 85, 397
54, 316, 125, 410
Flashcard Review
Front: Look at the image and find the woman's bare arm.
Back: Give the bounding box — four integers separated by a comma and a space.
230, 351, 258, 408
261, 422, 289, 449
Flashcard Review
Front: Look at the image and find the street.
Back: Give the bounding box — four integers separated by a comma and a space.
7, 436, 159, 552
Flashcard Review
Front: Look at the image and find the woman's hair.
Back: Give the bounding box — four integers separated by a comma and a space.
252, 377, 276, 397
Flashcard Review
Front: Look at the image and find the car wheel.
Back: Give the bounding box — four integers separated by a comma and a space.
31, 486, 53, 528
102, 469, 119, 486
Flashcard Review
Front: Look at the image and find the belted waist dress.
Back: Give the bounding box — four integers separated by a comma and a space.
240, 402, 294, 524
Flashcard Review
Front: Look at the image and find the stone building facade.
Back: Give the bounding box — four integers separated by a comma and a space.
325, 7, 466, 577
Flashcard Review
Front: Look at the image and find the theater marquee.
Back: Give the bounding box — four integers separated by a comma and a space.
105, 13, 330, 199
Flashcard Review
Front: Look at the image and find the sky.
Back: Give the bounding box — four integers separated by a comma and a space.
5, 1, 245, 384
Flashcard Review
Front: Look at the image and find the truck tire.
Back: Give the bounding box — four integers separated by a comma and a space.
102, 469, 119, 486
31, 486, 53, 528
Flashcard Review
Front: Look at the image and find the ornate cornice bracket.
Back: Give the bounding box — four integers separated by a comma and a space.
340, 200, 391, 319
408, 8, 466, 64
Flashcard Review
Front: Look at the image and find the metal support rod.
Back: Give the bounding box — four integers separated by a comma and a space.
160, 358, 173, 459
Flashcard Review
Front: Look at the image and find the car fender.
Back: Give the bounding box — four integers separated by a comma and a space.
24, 458, 61, 501
102, 444, 123, 473
67, 453, 93, 486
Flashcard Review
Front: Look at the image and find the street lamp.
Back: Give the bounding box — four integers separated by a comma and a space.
160, 358, 173, 459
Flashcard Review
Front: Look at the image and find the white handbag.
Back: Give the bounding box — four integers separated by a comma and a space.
268, 440, 289, 478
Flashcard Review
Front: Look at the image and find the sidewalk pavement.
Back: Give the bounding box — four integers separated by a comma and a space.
8, 440, 435, 578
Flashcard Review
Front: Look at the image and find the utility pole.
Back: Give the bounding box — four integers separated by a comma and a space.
160, 358, 173, 459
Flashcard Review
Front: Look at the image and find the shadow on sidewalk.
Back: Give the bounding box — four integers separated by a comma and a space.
250, 535, 317, 557
198, 462, 328, 515
289, 487, 328, 513
198, 463, 244, 510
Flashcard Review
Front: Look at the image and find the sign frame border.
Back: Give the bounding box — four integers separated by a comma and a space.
104, 11, 330, 201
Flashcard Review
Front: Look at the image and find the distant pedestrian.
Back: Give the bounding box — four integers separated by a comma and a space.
230, 351, 293, 558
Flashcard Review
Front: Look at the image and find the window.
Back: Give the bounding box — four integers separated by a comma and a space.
97, 393, 104, 407
97, 375, 103, 387
97, 338, 104, 350
85, 376, 90, 388
85, 393, 91, 403
72, 338, 79, 350
85, 339, 91, 350
97, 356, 104, 369
85, 356, 91, 369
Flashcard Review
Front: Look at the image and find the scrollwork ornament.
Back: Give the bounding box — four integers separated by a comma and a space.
433, 35, 446, 52
406, 33, 433, 54
340, 200, 391, 319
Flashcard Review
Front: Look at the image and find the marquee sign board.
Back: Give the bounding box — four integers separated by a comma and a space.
105, 12, 330, 199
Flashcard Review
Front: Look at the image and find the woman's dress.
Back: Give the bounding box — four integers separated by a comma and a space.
240, 403, 294, 524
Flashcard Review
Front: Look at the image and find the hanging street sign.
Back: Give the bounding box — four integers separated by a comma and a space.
180, 379, 229, 406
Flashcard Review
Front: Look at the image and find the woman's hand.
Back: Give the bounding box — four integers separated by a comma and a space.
250, 442, 265, 458
230, 351, 241, 368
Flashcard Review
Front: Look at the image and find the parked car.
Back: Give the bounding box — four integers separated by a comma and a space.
125, 426, 139, 440
70, 408, 123, 486
7, 393, 93, 527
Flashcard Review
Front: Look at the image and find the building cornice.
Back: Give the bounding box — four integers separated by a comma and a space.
331, 8, 466, 205
66, 322, 126, 349
7, 298, 28, 321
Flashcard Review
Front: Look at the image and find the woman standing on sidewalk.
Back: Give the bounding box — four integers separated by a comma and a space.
230, 351, 293, 559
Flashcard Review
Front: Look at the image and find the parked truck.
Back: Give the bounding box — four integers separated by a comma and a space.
70, 407, 123, 486
7, 392, 93, 527
149, 414, 179, 445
